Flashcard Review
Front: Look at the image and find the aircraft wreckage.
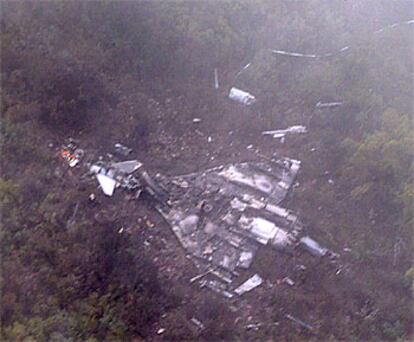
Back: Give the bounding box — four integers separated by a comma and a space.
60, 141, 336, 298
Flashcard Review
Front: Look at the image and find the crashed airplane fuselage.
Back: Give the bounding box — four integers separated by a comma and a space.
61, 141, 333, 298
152, 158, 322, 297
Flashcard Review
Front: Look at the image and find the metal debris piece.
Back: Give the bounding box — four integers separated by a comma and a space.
114, 143, 132, 156
235, 62, 251, 79
214, 68, 219, 89
66, 202, 79, 228
96, 173, 117, 196
262, 126, 307, 139
111, 160, 142, 174
238, 215, 293, 247
156, 328, 166, 335
285, 314, 314, 331
316, 101, 343, 108
88, 159, 161, 198
271, 46, 349, 58
245, 323, 263, 331
191, 317, 205, 331
282, 277, 295, 286
190, 270, 212, 283
237, 251, 255, 268
229, 87, 256, 105
193, 118, 202, 123
60, 149, 80, 167
299, 236, 328, 257
204, 279, 235, 298
245, 322, 279, 330
234, 274, 263, 295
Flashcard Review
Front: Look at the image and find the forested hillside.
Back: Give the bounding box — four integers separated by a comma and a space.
1, 1, 413, 341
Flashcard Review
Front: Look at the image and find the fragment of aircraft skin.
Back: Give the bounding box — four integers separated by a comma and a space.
229, 87, 256, 105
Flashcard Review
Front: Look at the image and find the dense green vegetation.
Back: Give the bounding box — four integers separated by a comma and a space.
1, 1, 413, 340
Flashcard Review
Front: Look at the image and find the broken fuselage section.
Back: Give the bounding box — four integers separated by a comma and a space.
62, 140, 333, 298
154, 158, 331, 297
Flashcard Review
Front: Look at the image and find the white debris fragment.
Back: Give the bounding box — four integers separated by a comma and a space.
316, 101, 343, 108
245, 323, 262, 331
157, 328, 166, 335
234, 62, 251, 79
234, 274, 263, 295
90, 160, 143, 196
237, 251, 255, 268
96, 173, 117, 196
262, 125, 307, 139
300, 236, 328, 257
69, 158, 79, 167
204, 280, 234, 298
283, 277, 295, 286
214, 68, 219, 89
191, 317, 205, 331
190, 270, 212, 283
192, 118, 202, 123
207, 136, 213, 143
229, 87, 256, 105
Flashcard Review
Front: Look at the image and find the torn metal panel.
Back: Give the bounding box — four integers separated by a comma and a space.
96, 173, 117, 196
262, 126, 307, 139
234, 274, 263, 295
111, 160, 142, 174
229, 87, 256, 105
299, 236, 328, 257
238, 215, 284, 245
89, 160, 145, 196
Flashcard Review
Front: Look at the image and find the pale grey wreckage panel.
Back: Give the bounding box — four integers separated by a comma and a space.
154, 157, 328, 297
